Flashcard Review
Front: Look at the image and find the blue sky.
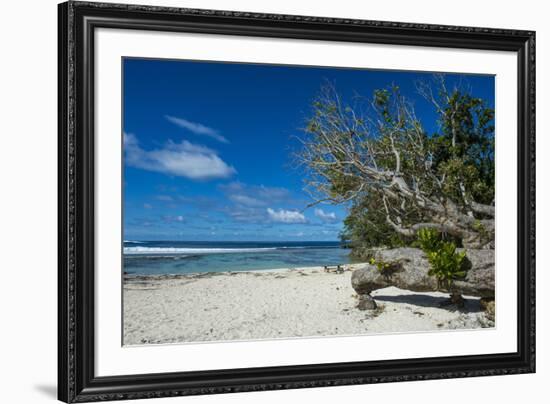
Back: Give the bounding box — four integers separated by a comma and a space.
123, 58, 494, 241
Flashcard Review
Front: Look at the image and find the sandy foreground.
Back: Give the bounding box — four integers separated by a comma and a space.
123, 265, 493, 345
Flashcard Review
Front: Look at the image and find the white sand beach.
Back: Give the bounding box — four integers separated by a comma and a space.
123, 265, 493, 345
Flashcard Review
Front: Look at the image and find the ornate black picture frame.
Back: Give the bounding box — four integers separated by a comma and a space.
58, 1, 535, 402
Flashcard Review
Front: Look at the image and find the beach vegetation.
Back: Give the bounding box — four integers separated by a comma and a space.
425, 242, 467, 290
297, 75, 495, 252
416, 228, 441, 254
369, 256, 402, 280
416, 228, 467, 290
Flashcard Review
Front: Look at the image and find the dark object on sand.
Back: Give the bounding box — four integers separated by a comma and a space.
357, 295, 377, 310
324, 264, 345, 274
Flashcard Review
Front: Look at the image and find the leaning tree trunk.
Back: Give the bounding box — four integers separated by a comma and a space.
382, 193, 495, 249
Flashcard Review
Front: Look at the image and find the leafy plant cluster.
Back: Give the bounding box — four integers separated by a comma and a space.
368, 256, 402, 280
369, 256, 389, 272
417, 228, 467, 290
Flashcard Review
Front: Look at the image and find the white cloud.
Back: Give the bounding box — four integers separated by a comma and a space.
267, 208, 306, 224
229, 194, 265, 207
124, 133, 236, 180
143, 203, 153, 209
219, 182, 292, 208
225, 206, 266, 223
218, 181, 244, 193
314, 208, 337, 223
257, 185, 290, 200
165, 115, 229, 143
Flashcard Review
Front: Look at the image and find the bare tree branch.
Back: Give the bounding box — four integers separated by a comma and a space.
295, 80, 495, 248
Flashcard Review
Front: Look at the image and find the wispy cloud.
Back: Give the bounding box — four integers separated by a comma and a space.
155, 195, 174, 202
165, 115, 229, 144
124, 133, 236, 181
314, 208, 337, 223
154, 194, 219, 211
162, 215, 185, 223
257, 185, 291, 201
224, 206, 268, 223
214, 181, 310, 225
267, 208, 306, 224
228, 194, 265, 207
219, 182, 291, 206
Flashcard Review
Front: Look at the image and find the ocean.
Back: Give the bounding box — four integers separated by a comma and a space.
123, 240, 353, 275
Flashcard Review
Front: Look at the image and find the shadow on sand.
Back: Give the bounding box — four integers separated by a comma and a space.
373, 293, 483, 313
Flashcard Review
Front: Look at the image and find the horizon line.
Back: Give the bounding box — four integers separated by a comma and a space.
123, 239, 344, 243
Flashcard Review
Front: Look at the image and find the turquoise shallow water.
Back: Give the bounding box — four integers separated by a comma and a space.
123, 241, 352, 275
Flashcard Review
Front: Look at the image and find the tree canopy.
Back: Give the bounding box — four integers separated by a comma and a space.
297, 75, 495, 250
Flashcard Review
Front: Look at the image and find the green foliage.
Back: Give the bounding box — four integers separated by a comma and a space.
428, 90, 495, 207
473, 219, 489, 239
426, 243, 467, 290
368, 256, 401, 279
416, 229, 467, 290
302, 77, 495, 250
369, 256, 388, 272
417, 228, 441, 253
341, 195, 412, 249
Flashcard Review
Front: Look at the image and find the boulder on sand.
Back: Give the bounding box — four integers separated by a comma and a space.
351, 247, 494, 298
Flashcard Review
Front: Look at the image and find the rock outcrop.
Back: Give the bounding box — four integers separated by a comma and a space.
351, 247, 494, 299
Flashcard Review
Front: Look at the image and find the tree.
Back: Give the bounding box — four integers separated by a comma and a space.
296, 76, 495, 249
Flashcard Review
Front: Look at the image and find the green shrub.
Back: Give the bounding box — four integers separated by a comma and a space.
417, 228, 441, 253
369, 256, 401, 280
369, 256, 391, 272
417, 228, 467, 290
426, 242, 467, 290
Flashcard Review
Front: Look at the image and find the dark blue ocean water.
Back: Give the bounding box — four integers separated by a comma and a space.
123, 240, 352, 275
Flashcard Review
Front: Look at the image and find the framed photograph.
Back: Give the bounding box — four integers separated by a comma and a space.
58, 1, 535, 402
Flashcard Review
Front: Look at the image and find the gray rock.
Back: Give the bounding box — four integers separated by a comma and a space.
351, 247, 494, 298
357, 295, 377, 310
480, 297, 496, 321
